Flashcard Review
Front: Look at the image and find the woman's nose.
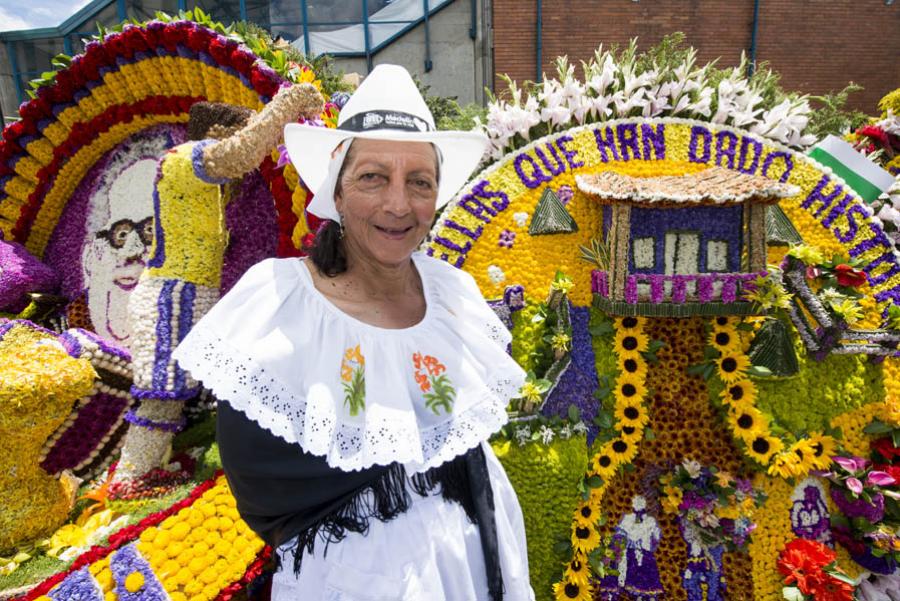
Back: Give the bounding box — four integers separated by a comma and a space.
382, 177, 413, 216
120, 230, 148, 257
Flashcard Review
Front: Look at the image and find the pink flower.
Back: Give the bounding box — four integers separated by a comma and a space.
833, 456, 869, 473
806, 265, 822, 280
867, 471, 897, 487
846, 477, 863, 495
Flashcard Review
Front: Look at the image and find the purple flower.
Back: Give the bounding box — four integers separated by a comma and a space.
497, 229, 516, 248
735, 478, 753, 494
557, 185, 574, 205
831, 487, 885, 522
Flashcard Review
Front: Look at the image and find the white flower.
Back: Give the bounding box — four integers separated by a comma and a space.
559, 424, 574, 439
514, 425, 532, 446
877, 204, 900, 226
487, 265, 506, 284
682, 458, 703, 478
572, 421, 588, 434
538, 425, 555, 445
512, 212, 529, 227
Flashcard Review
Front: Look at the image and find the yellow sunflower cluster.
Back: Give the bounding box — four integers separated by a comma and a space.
830, 402, 883, 458
0, 322, 96, 552
82, 475, 265, 601
710, 318, 836, 478
552, 316, 651, 601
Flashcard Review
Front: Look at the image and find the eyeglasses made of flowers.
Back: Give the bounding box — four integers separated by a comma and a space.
96, 217, 154, 249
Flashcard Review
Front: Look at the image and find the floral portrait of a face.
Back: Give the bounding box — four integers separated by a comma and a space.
44, 124, 187, 348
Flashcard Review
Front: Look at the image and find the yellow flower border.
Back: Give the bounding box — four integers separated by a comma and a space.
553, 316, 651, 598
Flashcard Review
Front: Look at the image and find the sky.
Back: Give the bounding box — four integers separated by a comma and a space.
0, 0, 93, 32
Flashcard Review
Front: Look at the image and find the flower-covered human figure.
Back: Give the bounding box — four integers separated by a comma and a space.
680, 519, 726, 601
112, 84, 324, 484
790, 479, 832, 546
615, 495, 664, 600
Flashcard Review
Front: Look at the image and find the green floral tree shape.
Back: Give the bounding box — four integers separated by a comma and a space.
343, 366, 366, 417
424, 373, 456, 415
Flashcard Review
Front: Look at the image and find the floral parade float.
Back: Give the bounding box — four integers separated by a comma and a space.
3, 15, 900, 601
0, 11, 338, 601
425, 45, 900, 600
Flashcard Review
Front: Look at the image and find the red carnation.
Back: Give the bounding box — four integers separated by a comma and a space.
208, 37, 237, 64
186, 27, 212, 53
834, 263, 867, 288
251, 67, 280, 98
859, 125, 890, 149
229, 48, 256, 75
120, 26, 150, 54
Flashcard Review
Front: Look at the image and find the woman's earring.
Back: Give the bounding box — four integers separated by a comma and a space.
338, 215, 345, 239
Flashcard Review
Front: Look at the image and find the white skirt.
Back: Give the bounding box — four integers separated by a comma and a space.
271, 443, 534, 601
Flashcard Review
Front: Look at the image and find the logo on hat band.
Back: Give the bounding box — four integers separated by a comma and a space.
340, 110, 433, 134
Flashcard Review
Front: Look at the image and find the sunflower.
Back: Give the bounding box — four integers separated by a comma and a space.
614, 328, 649, 354
573, 500, 599, 528
746, 434, 784, 465
607, 437, 638, 465
571, 522, 601, 554
716, 353, 750, 385
719, 379, 757, 407
618, 424, 643, 443
591, 449, 617, 478
708, 327, 740, 353
767, 449, 805, 479
563, 555, 591, 589
805, 432, 838, 470
614, 372, 647, 404
727, 404, 769, 443
785, 438, 819, 477
615, 316, 646, 332
617, 353, 648, 381
615, 397, 650, 430
712, 315, 741, 331
553, 578, 593, 601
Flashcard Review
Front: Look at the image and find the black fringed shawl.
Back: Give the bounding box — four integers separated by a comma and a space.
216, 401, 503, 600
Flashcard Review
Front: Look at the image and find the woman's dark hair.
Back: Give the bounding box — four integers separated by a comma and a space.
305, 141, 440, 277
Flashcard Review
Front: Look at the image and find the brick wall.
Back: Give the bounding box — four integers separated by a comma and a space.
492, 0, 900, 112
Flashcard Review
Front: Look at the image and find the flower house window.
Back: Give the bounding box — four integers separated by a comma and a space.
707, 240, 729, 272
632, 237, 655, 270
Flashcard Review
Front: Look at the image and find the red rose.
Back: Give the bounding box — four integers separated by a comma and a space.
834, 263, 867, 288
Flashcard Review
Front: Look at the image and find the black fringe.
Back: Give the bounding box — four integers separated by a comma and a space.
277, 448, 501, 600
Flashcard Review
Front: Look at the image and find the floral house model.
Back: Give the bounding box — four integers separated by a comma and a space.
578, 167, 797, 315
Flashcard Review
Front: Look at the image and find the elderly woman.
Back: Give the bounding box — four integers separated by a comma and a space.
173, 65, 533, 601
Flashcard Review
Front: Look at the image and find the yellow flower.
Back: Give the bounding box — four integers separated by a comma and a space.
571, 522, 601, 554
615, 397, 650, 430
711, 315, 740, 332
553, 578, 593, 601
518, 381, 543, 405
573, 500, 599, 528
563, 555, 591, 589
124, 571, 145, 593
716, 353, 750, 385
551, 274, 574, 294
607, 437, 638, 465
591, 449, 618, 480
719, 379, 757, 407
614, 316, 646, 331
614, 372, 647, 404
714, 470, 734, 488
551, 331, 572, 352
727, 403, 769, 442
662, 485, 683, 513
767, 450, 805, 479
746, 435, 784, 465
830, 298, 864, 325
708, 327, 740, 352
786, 244, 826, 265
616, 352, 648, 381
805, 432, 838, 470
614, 328, 649, 353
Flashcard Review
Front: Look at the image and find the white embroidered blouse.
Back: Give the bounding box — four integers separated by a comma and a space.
172, 251, 526, 473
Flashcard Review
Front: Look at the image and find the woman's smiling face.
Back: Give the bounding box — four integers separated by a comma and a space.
335, 138, 439, 268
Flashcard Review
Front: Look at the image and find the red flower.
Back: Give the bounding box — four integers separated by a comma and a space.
858, 125, 891, 149
251, 67, 279, 98
872, 437, 900, 463
186, 27, 212, 54
777, 538, 835, 593
229, 48, 257, 75
834, 264, 867, 288
208, 37, 237, 65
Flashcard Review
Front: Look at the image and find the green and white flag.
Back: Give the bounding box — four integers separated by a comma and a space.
808, 135, 895, 203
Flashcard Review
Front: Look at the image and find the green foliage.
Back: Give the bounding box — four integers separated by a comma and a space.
807, 84, 870, 138
173, 412, 216, 451
0, 553, 66, 590
424, 374, 456, 415
437, 102, 487, 132
491, 434, 588, 601
342, 368, 366, 417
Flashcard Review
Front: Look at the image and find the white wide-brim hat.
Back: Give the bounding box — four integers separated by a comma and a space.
284, 64, 489, 223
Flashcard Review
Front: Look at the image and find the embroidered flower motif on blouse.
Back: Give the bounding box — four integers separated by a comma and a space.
412, 352, 456, 415
341, 345, 366, 416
